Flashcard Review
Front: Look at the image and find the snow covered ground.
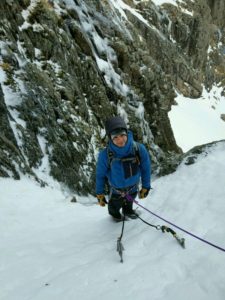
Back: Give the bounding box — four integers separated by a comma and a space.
1, 1, 225, 299
1, 141, 225, 300
169, 86, 225, 152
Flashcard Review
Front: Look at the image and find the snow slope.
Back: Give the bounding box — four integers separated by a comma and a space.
1, 141, 225, 300
1, 1, 225, 299
169, 86, 225, 152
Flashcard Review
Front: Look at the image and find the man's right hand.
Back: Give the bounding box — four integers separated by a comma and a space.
96, 194, 108, 207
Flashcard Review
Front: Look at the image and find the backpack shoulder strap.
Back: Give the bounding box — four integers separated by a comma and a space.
133, 141, 141, 162
106, 145, 114, 168
107, 141, 141, 168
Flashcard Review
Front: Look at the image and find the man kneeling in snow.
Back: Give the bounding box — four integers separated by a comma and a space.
96, 116, 151, 222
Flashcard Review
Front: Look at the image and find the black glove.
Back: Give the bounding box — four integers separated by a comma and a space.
139, 188, 150, 199
96, 194, 108, 207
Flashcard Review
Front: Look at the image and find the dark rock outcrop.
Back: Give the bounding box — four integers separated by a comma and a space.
0, 0, 224, 194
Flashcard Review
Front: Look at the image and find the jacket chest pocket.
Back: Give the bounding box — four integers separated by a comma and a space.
122, 157, 139, 179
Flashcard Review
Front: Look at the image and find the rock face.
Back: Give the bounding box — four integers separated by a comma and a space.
0, 0, 224, 194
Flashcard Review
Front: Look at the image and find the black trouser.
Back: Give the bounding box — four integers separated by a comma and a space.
108, 192, 137, 218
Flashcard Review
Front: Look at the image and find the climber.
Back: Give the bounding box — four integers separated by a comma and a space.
96, 116, 151, 221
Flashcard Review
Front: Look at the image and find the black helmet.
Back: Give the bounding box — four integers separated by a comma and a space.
105, 116, 127, 136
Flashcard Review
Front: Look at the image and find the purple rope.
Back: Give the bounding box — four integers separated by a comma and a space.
125, 194, 225, 253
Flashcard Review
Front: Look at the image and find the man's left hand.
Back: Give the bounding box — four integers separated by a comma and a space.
139, 188, 150, 199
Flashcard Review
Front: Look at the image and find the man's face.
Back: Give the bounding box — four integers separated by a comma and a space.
112, 134, 128, 147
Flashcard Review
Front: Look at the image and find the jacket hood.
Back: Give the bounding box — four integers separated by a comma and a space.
108, 131, 133, 158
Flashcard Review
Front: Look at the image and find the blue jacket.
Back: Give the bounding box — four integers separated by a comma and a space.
96, 131, 151, 194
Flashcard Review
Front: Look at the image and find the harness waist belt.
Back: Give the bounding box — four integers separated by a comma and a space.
111, 184, 138, 194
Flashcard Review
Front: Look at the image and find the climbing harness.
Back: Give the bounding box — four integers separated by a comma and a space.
111, 184, 138, 196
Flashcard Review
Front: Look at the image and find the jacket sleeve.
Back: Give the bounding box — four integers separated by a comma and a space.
95, 149, 108, 195
139, 143, 151, 189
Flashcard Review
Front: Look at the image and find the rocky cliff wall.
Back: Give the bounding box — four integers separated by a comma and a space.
0, 0, 224, 194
